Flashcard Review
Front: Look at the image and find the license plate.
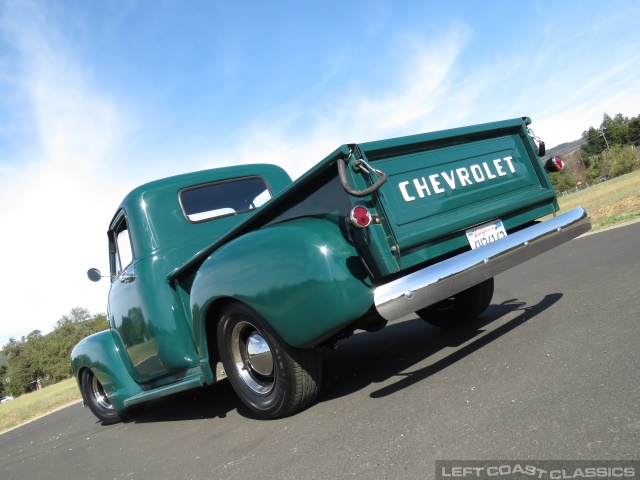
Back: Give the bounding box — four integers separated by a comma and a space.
466, 220, 507, 250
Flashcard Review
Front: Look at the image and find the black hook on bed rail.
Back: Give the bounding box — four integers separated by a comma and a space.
337, 149, 387, 197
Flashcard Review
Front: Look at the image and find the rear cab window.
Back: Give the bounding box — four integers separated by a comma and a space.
179, 176, 272, 223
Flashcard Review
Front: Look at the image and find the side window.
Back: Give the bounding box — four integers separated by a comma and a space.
179, 177, 272, 223
110, 215, 133, 278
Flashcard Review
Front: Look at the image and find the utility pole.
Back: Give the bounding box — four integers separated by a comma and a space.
600, 129, 610, 150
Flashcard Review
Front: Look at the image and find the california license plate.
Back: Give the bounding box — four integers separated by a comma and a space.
466, 220, 507, 250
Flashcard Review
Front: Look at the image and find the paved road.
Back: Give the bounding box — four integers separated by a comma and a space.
2, 223, 639, 480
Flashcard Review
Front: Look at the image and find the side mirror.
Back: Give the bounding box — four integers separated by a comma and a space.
87, 268, 103, 282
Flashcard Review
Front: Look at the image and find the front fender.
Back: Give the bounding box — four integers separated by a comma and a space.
191, 218, 374, 351
71, 330, 144, 411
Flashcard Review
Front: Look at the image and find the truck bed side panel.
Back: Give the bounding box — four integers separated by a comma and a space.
190, 218, 373, 349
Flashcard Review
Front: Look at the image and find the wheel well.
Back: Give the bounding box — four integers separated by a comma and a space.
203, 298, 235, 374
76, 367, 90, 405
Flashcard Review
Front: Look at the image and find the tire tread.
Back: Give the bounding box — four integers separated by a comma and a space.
417, 277, 494, 328
217, 302, 322, 419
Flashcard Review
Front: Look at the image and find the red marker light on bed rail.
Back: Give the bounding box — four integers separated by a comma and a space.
545, 156, 565, 172
349, 206, 372, 228
553, 156, 565, 170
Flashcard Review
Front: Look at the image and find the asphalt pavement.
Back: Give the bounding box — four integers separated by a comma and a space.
1, 222, 638, 480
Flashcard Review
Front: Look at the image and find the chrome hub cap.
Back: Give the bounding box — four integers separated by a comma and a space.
230, 321, 275, 395
246, 332, 274, 376
91, 376, 114, 411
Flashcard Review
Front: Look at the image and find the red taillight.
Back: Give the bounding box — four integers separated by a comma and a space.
349, 206, 372, 228
545, 156, 564, 172
554, 156, 565, 170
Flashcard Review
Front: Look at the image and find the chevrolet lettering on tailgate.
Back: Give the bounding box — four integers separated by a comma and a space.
398, 156, 516, 202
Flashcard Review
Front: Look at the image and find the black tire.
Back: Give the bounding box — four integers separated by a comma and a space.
217, 302, 322, 419
80, 369, 142, 424
416, 277, 494, 328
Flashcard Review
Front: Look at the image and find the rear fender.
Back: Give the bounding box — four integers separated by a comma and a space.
71, 330, 144, 411
191, 218, 374, 354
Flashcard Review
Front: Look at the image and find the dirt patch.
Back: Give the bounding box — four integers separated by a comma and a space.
587, 193, 640, 227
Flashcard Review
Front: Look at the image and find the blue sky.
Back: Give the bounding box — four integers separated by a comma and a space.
1, 0, 639, 346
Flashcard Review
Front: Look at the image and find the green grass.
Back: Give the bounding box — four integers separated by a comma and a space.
0, 378, 82, 435
600, 211, 640, 227
553, 170, 640, 231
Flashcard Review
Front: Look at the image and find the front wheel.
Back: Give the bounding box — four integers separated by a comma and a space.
416, 277, 494, 328
217, 302, 322, 419
80, 369, 142, 424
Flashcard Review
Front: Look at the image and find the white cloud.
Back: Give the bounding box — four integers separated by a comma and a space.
0, 3, 130, 343
526, 53, 640, 146
195, 28, 471, 180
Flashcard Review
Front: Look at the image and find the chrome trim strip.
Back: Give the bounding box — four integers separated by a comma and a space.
374, 207, 591, 322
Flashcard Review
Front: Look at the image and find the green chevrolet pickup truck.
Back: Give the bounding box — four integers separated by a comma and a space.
72, 117, 590, 423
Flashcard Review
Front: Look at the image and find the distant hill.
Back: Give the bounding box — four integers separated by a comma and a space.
545, 138, 587, 159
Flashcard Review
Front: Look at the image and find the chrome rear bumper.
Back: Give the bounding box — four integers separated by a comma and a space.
374, 207, 591, 322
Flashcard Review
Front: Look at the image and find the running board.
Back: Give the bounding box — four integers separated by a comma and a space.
123, 373, 205, 407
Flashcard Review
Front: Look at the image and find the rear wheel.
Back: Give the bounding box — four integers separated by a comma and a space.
80, 369, 142, 424
217, 302, 322, 419
416, 277, 494, 328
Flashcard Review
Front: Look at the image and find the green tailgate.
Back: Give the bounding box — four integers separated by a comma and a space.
357, 118, 558, 268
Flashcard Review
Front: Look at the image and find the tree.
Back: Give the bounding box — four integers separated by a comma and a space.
26, 330, 42, 341
0, 337, 23, 360
1, 308, 109, 393
602, 113, 629, 146
548, 169, 577, 193
581, 126, 608, 158
55, 307, 91, 329
581, 112, 636, 165
628, 115, 640, 146
0, 364, 7, 394
602, 145, 640, 177
1, 337, 31, 395
586, 145, 640, 181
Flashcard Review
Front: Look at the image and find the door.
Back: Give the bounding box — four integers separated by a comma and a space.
107, 211, 168, 382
